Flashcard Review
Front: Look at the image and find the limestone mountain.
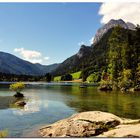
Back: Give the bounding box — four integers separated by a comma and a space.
93, 19, 136, 45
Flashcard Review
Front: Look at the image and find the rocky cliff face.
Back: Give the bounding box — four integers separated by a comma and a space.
93, 19, 136, 45
77, 45, 92, 58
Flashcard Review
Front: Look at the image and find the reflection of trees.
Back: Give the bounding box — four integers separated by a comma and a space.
0, 96, 24, 109
62, 87, 140, 119
2, 86, 140, 119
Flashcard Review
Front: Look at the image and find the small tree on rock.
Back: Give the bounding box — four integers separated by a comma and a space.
10, 82, 25, 97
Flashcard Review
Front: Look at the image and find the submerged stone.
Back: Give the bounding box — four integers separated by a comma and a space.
14, 100, 26, 106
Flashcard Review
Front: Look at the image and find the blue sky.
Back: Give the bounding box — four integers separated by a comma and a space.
0, 3, 103, 65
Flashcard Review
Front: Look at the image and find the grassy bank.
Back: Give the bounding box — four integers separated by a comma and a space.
53, 71, 81, 82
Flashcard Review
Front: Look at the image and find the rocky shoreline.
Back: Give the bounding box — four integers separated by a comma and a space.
38, 111, 140, 138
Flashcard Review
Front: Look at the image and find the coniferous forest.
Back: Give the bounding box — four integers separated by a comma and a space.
98, 25, 140, 91
59, 25, 140, 91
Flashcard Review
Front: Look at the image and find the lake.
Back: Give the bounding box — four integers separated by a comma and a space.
0, 82, 140, 137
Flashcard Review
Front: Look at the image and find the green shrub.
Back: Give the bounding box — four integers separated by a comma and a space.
61, 74, 72, 81
86, 73, 101, 83
118, 69, 132, 89
54, 76, 61, 82
9, 82, 25, 94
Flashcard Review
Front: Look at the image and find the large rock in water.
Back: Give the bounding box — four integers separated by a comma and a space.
39, 111, 123, 137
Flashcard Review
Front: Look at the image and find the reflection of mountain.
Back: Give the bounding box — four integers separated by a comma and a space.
13, 94, 48, 115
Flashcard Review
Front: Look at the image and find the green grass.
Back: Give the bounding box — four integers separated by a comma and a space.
71, 71, 81, 79
54, 71, 81, 81
54, 76, 61, 82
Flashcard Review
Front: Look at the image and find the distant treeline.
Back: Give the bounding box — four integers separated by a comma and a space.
0, 72, 52, 82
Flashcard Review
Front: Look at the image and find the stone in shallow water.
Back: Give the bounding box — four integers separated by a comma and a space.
14, 100, 26, 106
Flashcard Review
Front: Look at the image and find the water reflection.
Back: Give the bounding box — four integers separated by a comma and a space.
0, 85, 140, 137
13, 94, 48, 115
0, 96, 25, 109
61, 86, 140, 119
0, 93, 48, 116
25, 86, 140, 119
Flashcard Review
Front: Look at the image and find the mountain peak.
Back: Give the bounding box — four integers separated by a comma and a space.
93, 19, 136, 45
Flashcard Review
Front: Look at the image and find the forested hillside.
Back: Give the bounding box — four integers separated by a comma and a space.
52, 25, 140, 90
101, 25, 140, 90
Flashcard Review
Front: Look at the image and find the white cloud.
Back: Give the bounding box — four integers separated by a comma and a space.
44, 56, 50, 60
14, 47, 41, 59
14, 47, 49, 64
99, 3, 140, 25
78, 41, 85, 46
